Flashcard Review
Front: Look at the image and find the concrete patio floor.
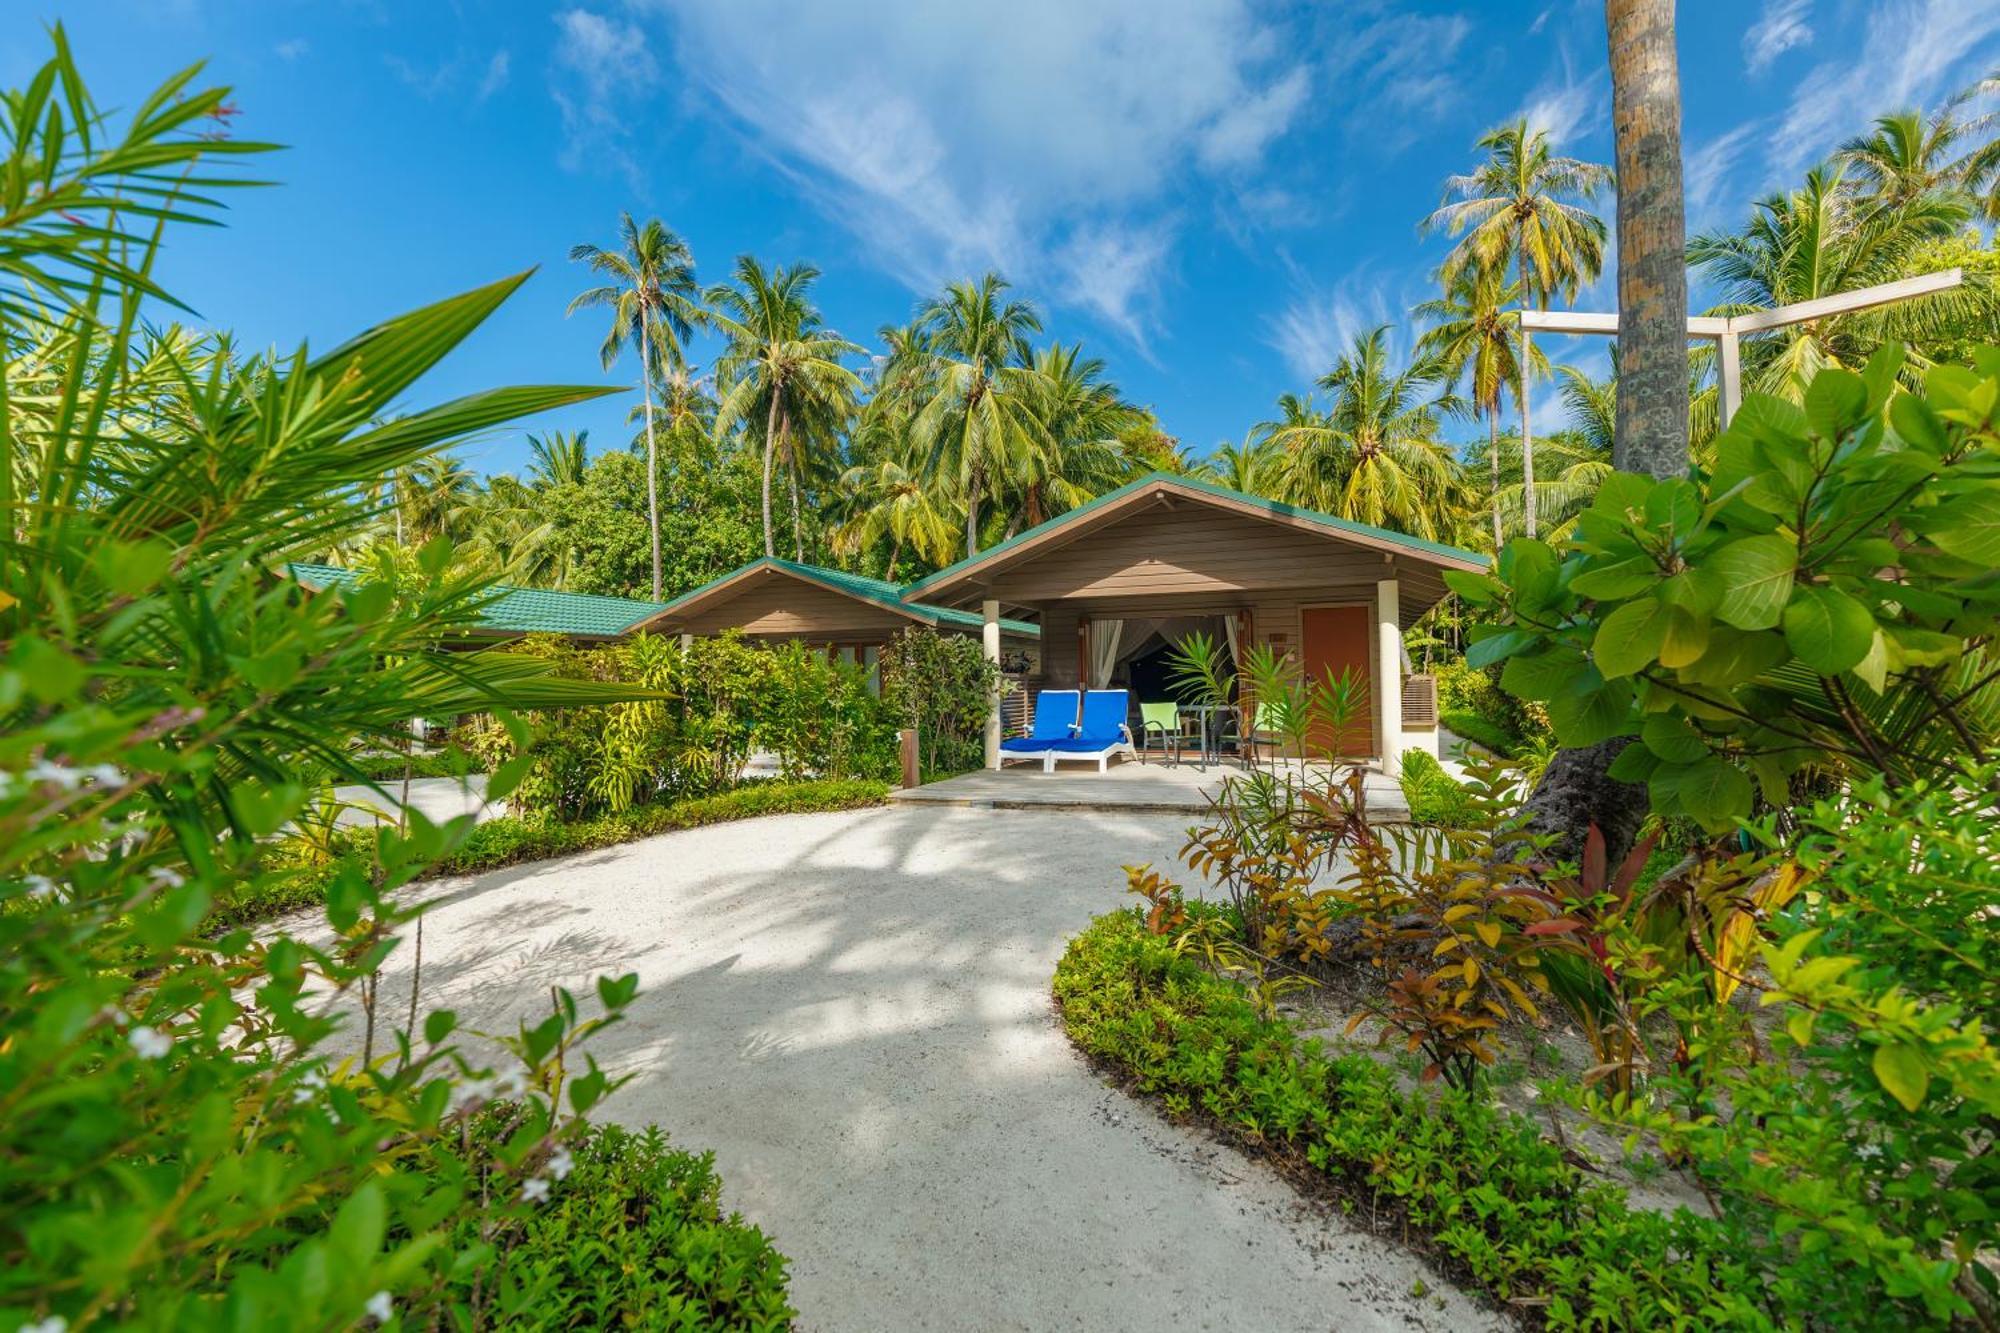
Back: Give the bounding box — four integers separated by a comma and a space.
888, 757, 1412, 818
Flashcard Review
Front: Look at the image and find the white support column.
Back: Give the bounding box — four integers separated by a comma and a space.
1374, 578, 1404, 771
1717, 330, 1742, 428
678, 632, 694, 653
982, 598, 1002, 770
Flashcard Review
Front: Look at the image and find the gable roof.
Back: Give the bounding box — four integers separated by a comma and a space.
639, 557, 1039, 636
286, 564, 668, 639
904, 471, 1486, 603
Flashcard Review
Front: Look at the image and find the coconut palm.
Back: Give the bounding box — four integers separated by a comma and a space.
1837, 106, 1975, 213
1952, 70, 2000, 219
1011, 342, 1139, 531
911, 272, 1053, 556
393, 455, 478, 546
1260, 328, 1466, 542
1423, 120, 1607, 542
567, 215, 704, 599
833, 456, 958, 581
1689, 165, 1980, 399
707, 256, 861, 560
1415, 264, 1546, 546
525, 430, 590, 489
1194, 435, 1285, 497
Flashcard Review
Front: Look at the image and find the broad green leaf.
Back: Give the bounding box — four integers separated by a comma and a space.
1658, 605, 1711, 669
1607, 742, 1659, 782
1803, 368, 1867, 439
1547, 677, 1634, 747
1650, 755, 1752, 831
1464, 628, 1538, 669
1641, 713, 1708, 764
1569, 557, 1659, 601
1871, 1043, 1928, 1112
1500, 649, 1582, 702
1919, 489, 2000, 565
1889, 391, 1948, 454
1781, 585, 1875, 675
1592, 598, 1668, 679
1498, 539, 1559, 609
1709, 534, 1798, 630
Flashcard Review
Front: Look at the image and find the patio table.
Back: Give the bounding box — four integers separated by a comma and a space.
1179, 703, 1237, 770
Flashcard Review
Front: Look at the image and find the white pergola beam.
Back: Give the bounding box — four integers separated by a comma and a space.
1723, 267, 1964, 334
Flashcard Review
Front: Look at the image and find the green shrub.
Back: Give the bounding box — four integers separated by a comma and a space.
344, 747, 479, 782
442, 1116, 795, 1329
1397, 749, 1480, 828
1432, 660, 1539, 754
1458, 348, 2000, 833
1437, 707, 1518, 757
1054, 912, 1782, 1331
880, 626, 1004, 774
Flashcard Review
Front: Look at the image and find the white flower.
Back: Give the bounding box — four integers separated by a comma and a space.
98, 1004, 130, 1027
83, 764, 127, 787
20, 874, 58, 900
147, 866, 185, 890
364, 1290, 393, 1324
127, 1026, 170, 1060
520, 1177, 551, 1203
20, 1316, 69, 1333
547, 1147, 574, 1181
26, 759, 81, 790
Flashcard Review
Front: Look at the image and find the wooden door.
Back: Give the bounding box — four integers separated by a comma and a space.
1299, 605, 1374, 758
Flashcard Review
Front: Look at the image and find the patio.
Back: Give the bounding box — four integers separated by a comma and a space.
888, 757, 1412, 817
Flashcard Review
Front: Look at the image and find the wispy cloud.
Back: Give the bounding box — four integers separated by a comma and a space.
477, 50, 510, 102
1768, 0, 2000, 173
1743, 0, 1812, 75
550, 9, 659, 184
1266, 269, 1400, 383
275, 38, 309, 62
1685, 122, 1762, 230
633, 0, 1313, 344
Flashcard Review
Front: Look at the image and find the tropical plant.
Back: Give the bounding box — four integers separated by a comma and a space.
910, 272, 1053, 555
1460, 349, 2000, 852
568, 215, 705, 599
1259, 327, 1466, 541
0, 37, 666, 1329
1416, 264, 1544, 546
1837, 104, 1979, 214
1192, 435, 1285, 497
1010, 341, 1140, 532
526, 428, 591, 488
708, 256, 862, 560
878, 626, 1004, 776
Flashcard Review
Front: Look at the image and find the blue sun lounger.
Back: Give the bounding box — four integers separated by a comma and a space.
1044, 689, 1136, 772
999, 690, 1080, 769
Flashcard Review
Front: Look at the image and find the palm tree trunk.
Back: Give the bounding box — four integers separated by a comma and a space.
782, 404, 803, 562
761, 388, 780, 558
640, 321, 663, 600
887, 534, 903, 583
1488, 410, 1503, 550
964, 471, 982, 558
1523, 0, 1690, 872
1605, 0, 1689, 481
1518, 280, 1539, 539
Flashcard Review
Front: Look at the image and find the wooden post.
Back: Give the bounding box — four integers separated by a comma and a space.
899, 727, 920, 789
982, 598, 1002, 770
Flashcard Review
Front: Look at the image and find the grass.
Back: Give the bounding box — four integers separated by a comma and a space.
210, 778, 891, 931
1438, 708, 1519, 757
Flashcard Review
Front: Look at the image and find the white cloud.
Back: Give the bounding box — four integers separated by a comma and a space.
1266, 270, 1399, 383
1743, 0, 1812, 75
275, 38, 309, 61
1769, 0, 2000, 174
633, 0, 1314, 342
1684, 122, 1762, 230
477, 50, 510, 102
550, 9, 660, 181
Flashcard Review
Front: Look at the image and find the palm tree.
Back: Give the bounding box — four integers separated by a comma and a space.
567, 215, 704, 599
1689, 165, 1978, 399
1012, 342, 1139, 531
833, 456, 958, 580
707, 256, 861, 560
911, 273, 1052, 556
393, 455, 477, 546
1423, 119, 1608, 541
525, 430, 590, 489
1260, 328, 1466, 542
1194, 435, 1285, 497
1837, 106, 1974, 213
1952, 70, 2000, 219
1415, 264, 1545, 546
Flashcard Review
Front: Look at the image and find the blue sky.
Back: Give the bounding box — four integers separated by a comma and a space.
21, 0, 2000, 476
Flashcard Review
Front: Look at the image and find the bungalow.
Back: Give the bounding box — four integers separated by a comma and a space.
901, 473, 1485, 771
634, 557, 1040, 683
285, 563, 668, 644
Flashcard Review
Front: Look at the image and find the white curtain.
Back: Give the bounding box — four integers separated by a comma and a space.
1222, 613, 1241, 669
1088, 618, 1124, 688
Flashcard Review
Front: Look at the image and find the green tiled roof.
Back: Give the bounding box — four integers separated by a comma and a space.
286, 564, 669, 638
904, 471, 1486, 601
654, 557, 1039, 636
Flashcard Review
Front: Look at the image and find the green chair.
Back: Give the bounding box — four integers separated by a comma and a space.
1137, 701, 1184, 764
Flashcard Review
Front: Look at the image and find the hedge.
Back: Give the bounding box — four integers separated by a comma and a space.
1053, 911, 1785, 1331
211, 779, 891, 930
444, 1118, 795, 1330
